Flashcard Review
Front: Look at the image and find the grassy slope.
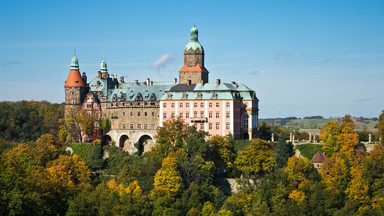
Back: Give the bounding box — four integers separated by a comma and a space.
295, 144, 323, 159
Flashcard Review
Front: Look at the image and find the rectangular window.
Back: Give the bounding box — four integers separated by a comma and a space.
180, 113, 183, 118
226, 123, 230, 130
123, 112, 125, 116
151, 124, 155, 129
216, 103, 219, 107
186, 103, 190, 108
123, 124, 126, 129
130, 124, 133, 129
201, 103, 204, 107
180, 103, 183, 108
111, 112, 114, 117
226, 113, 230, 118
226, 102, 230, 107
145, 112, 147, 116
194, 103, 197, 108
163, 113, 166, 118
171, 103, 175, 108
186, 113, 189, 118
138, 112, 140, 116
216, 123, 220, 130
200, 124, 204, 130
209, 123, 212, 130
144, 124, 148, 129
216, 113, 219, 118
152, 112, 155, 116
163, 103, 166, 108
130, 112, 133, 116
137, 123, 142, 129
200, 112, 204, 117
171, 113, 175, 119
194, 124, 197, 129
209, 103, 212, 107
209, 113, 212, 118
194, 112, 198, 118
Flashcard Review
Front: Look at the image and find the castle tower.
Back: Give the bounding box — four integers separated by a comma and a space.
100, 57, 109, 78
179, 23, 209, 84
64, 52, 86, 114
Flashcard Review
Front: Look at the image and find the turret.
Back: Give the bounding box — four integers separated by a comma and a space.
100, 58, 109, 78
179, 23, 209, 84
64, 51, 86, 108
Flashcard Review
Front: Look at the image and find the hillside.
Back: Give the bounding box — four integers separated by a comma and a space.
260, 116, 378, 134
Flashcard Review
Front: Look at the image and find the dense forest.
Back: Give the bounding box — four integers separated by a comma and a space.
1, 101, 384, 215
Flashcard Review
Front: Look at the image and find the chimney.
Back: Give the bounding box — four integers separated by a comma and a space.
216, 79, 221, 86
231, 81, 236, 85
143, 82, 147, 86
120, 76, 124, 83
150, 81, 153, 86
174, 78, 177, 84
187, 80, 191, 86
201, 80, 204, 86
146, 78, 150, 85
82, 72, 87, 83
111, 74, 114, 81
98, 71, 102, 78
134, 80, 138, 84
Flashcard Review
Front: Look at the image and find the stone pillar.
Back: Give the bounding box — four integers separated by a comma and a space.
309, 133, 312, 142
271, 133, 274, 142
313, 134, 316, 143
369, 134, 372, 144
290, 133, 293, 142
292, 135, 295, 144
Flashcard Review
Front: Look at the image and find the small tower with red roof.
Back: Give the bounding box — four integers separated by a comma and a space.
179, 23, 209, 84
64, 51, 87, 114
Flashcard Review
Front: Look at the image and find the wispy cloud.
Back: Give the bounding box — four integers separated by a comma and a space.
152, 53, 176, 71
249, 70, 259, 75
272, 52, 294, 60
354, 98, 371, 103
2, 60, 20, 66
321, 58, 331, 64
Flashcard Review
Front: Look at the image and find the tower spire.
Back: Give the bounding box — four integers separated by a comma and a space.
71, 50, 79, 70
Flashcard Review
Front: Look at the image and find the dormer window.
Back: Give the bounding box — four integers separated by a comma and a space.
182, 93, 188, 99
197, 93, 202, 99
167, 93, 172, 99
212, 93, 217, 99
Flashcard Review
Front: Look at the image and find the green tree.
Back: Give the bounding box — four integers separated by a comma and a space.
207, 135, 235, 170
378, 110, 384, 143
274, 133, 294, 168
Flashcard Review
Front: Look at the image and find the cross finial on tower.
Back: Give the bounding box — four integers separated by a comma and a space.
74, 49, 76, 56
193, 21, 195, 26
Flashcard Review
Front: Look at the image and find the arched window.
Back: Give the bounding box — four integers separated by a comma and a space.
243, 112, 249, 129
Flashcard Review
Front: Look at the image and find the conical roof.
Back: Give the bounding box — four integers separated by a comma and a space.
65, 53, 85, 87
185, 23, 203, 51
311, 151, 326, 163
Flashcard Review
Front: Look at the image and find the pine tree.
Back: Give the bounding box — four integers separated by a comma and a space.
274, 133, 294, 168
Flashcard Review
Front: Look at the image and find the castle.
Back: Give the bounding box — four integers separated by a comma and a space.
64, 24, 259, 154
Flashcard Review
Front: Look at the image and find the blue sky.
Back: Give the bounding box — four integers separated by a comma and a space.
1, 0, 383, 118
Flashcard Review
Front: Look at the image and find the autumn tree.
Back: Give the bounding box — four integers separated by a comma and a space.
320, 155, 349, 193
153, 155, 182, 197
285, 156, 313, 183
235, 139, 275, 176
207, 135, 235, 171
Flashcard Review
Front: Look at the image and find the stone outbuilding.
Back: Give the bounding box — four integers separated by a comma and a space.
311, 151, 326, 171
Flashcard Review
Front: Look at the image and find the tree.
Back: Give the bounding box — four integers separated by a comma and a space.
346, 165, 369, 204
184, 126, 209, 158
153, 155, 182, 197
275, 133, 294, 168
378, 110, 384, 143
320, 155, 349, 193
207, 135, 235, 170
257, 123, 271, 141
234, 139, 275, 175
321, 121, 341, 155
285, 156, 313, 183
34, 133, 60, 166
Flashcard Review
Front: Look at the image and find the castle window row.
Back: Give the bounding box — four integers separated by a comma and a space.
163, 102, 230, 108
122, 123, 156, 130
163, 112, 229, 119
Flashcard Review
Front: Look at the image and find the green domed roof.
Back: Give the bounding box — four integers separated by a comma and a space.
100, 58, 108, 73
185, 23, 204, 51
70, 51, 79, 70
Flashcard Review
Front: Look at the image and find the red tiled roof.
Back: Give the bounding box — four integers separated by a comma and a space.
179, 64, 209, 73
311, 151, 326, 163
64, 70, 85, 87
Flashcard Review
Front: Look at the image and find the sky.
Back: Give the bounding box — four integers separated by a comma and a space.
0, 0, 383, 118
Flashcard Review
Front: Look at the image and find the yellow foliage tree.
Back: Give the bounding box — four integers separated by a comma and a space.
321, 121, 341, 155
320, 155, 349, 193
234, 139, 275, 175
285, 156, 313, 183
289, 189, 307, 203
106, 179, 142, 196
346, 165, 369, 204
153, 156, 182, 197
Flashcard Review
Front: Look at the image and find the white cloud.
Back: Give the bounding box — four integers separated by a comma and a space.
152, 53, 176, 71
